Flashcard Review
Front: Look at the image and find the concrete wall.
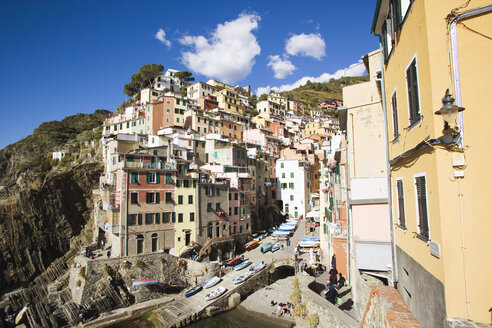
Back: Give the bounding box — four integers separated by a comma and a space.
396, 246, 447, 328
350, 178, 387, 201
352, 204, 390, 242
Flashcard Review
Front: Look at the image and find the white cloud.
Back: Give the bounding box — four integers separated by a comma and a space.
267, 55, 295, 79
155, 28, 171, 48
179, 14, 261, 84
255, 60, 367, 95
285, 33, 326, 60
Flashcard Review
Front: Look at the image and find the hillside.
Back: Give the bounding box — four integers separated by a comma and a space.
0, 109, 112, 188
280, 75, 370, 107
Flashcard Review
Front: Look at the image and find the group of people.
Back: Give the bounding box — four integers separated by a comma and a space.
271, 301, 294, 316
324, 254, 346, 305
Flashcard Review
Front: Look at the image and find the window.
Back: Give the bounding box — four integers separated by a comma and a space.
147, 172, 159, 184
137, 214, 142, 225
178, 213, 183, 223
165, 173, 172, 184
178, 195, 183, 204
234, 207, 238, 215
406, 58, 421, 126
136, 234, 144, 254
190, 212, 195, 222
282, 173, 286, 178
146, 192, 160, 203
290, 195, 294, 201
216, 203, 221, 211
145, 213, 154, 224
396, 179, 405, 228
128, 214, 137, 225
289, 183, 294, 189
130, 192, 138, 204
391, 91, 399, 139
188, 195, 193, 204
290, 172, 294, 178
155, 213, 160, 224
414, 174, 429, 240
183, 179, 190, 188
165, 192, 172, 203
162, 212, 171, 223
171, 212, 176, 223
234, 193, 238, 200
281, 163, 284, 168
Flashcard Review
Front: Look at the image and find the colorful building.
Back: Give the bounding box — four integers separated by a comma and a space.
373, 0, 492, 325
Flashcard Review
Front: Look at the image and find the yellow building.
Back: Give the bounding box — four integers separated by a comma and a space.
174, 160, 198, 255
373, 0, 492, 325
214, 89, 245, 116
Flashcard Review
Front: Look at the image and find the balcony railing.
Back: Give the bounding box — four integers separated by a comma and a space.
119, 161, 176, 170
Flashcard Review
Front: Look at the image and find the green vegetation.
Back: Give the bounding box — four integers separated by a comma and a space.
123, 64, 164, 97
173, 70, 195, 93
272, 75, 370, 109
135, 260, 145, 268
258, 94, 268, 102
0, 109, 111, 186
307, 313, 319, 327
79, 266, 86, 280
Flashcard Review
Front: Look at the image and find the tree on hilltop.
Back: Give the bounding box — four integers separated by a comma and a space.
258, 94, 268, 101
123, 64, 164, 97
173, 70, 195, 93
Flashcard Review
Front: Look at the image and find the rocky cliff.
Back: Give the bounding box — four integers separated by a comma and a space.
0, 163, 102, 293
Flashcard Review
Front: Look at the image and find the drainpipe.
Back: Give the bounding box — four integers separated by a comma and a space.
449, 4, 492, 149
344, 134, 353, 286
372, 33, 399, 286
125, 170, 130, 256
448, 4, 492, 318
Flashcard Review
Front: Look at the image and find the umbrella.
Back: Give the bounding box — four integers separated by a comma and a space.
132, 279, 157, 286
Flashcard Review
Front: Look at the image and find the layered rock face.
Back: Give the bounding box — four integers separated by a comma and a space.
0, 163, 102, 292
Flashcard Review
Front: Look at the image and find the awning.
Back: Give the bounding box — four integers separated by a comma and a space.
306, 210, 320, 219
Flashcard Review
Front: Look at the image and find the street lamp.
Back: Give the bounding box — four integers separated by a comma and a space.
434, 89, 465, 136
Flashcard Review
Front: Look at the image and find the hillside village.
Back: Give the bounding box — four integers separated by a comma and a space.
0, 0, 491, 327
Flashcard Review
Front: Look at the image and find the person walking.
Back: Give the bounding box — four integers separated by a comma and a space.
325, 281, 338, 304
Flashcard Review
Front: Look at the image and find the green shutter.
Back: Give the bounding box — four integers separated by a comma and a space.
172, 212, 176, 223
137, 214, 142, 225
190, 212, 195, 222
397, 180, 405, 227
416, 176, 429, 238
146, 173, 150, 183
156, 192, 160, 203
155, 213, 160, 224
156, 172, 160, 183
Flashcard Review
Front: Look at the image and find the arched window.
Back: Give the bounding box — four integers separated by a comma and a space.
151, 233, 158, 252
136, 234, 144, 254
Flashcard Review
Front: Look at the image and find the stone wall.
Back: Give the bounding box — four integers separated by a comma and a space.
359, 285, 421, 328
71, 252, 217, 306
297, 274, 359, 328
353, 270, 385, 319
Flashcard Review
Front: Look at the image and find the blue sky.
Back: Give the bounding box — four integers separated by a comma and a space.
0, 0, 379, 150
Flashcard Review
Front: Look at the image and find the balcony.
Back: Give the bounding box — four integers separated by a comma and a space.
102, 202, 120, 212
240, 213, 250, 220
103, 222, 120, 234
119, 160, 176, 170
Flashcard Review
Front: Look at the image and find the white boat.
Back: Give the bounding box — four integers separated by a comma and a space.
249, 263, 266, 272
202, 276, 221, 289
205, 286, 227, 301
232, 272, 252, 284
271, 242, 281, 252
234, 260, 252, 271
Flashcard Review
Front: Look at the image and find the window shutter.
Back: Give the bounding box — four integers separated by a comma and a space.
146, 173, 150, 183
416, 176, 429, 238
137, 214, 142, 225
392, 93, 399, 138
145, 213, 150, 224
407, 60, 420, 124
172, 212, 176, 223
146, 192, 150, 203
397, 180, 405, 227
392, 0, 401, 31
155, 213, 160, 224
156, 172, 160, 184
156, 192, 160, 203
